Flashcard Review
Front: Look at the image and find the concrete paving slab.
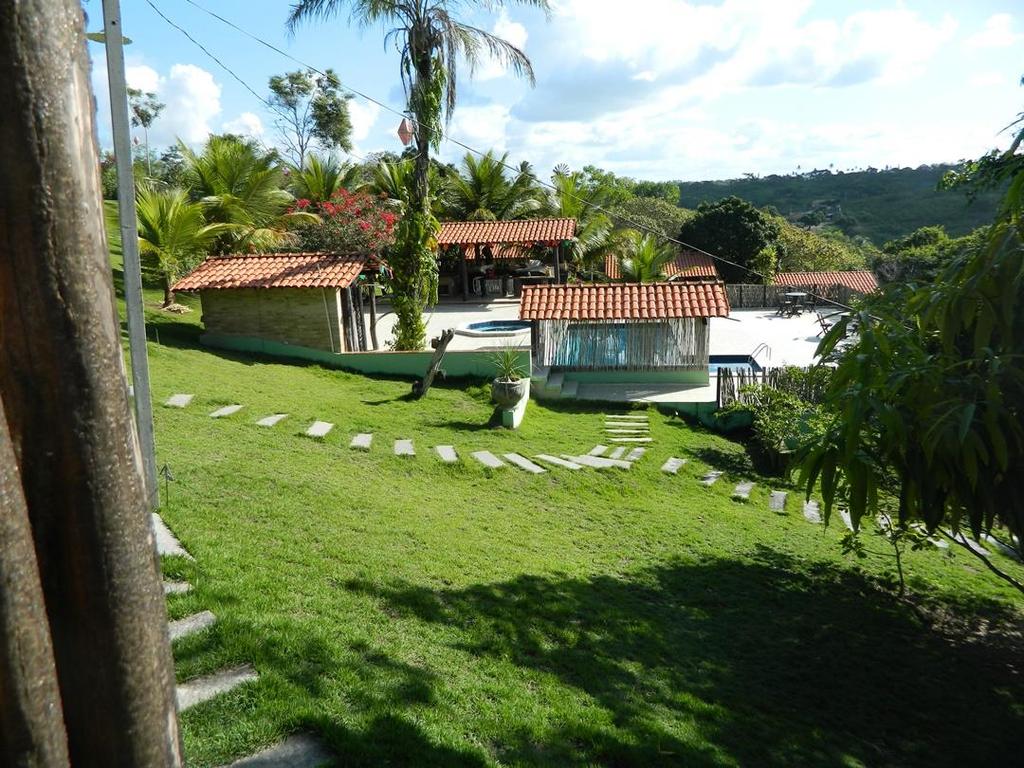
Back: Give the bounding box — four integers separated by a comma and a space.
608, 447, 626, 459
803, 501, 822, 524
394, 439, 415, 456
769, 491, 788, 511
350, 433, 373, 450
169, 610, 216, 642
535, 454, 584, 470
565, 454, 632, 469
610, 437, 652, 443
152, 513, 192, 560
605, 428, 650, 434
604, 414, 650, 421
163, 581, 191, 595
733, 481, 755, 501
588, 445, 608, 456
305, 421, 333, 438
256, 414, 288, 427
165, 394, 193, 408
223, 733, 333, 768
210, 405, 243, 418
839, 509, 854, 531
700, 471, 723, 486
504, 453, 546, 474
177, 664, 258, 711
626, 447, 646, 461
471, 450, 505, 469
661, 457, 686, 474
435, 445, 458, 463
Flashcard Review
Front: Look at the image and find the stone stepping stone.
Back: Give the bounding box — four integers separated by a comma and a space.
950, 531, 989, 557
608, 447, 626, 459
604, 414, 649, 421
982, 534, 1020, 560
435, 445, 458, 463
350, 433, 373, 450
256, 414, 288, 427
733, 481, 755, 501
605, 428, 650, 434
769, 491, 788, 511
626, 447, 646, 462
588, 445, 608, 456
177, 664, 258, 712
210, 405, 243, 418
165, 393, 194, 408
661, 457, 686, 474
152, 513, 192, 560
535, 454, 584, 470
394, 439, 415, 456
223, 733, 334, 768
305, 421, 333, 438
503, 453, 546, 474
610, 437, 652, 443
169, 610, 216, 642
471, 450, 505, 469
803, 500, 822, 524
163, 581, 191, 595
839, 509, 854, 531
566, 454, 632, 470
700, 470, 723, 486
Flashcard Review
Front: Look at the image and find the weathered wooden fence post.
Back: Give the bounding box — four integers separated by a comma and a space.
0, 0, 183, 763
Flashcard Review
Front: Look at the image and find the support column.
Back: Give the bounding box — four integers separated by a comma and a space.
368, 284, 379, 350
554, 243, 562, 284
355, 283, 367, 351
461, 248, 471, 301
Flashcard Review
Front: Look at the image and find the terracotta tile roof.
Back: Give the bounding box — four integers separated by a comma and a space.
774, 270, 878, 294
436, 218, 576, 246
519, 282, 730, 321
172, 253, 368, 291
604, 250, 719, 280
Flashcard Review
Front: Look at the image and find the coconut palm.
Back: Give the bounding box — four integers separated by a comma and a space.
617, 232, 677, 283
135, 185, 235, 306
442, 151, 541, 221
544, 169, 627, 274
288, 0, 549, 350
180, 135, 316, 253
289, 153, 361, 205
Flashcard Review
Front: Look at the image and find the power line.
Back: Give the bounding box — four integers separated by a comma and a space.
155, 0, 858, 311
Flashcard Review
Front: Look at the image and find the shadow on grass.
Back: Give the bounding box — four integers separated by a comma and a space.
686, 446, 756, 480
342, 547, 1024, 767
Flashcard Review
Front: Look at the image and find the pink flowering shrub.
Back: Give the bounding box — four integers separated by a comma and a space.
291, 188, 397, 254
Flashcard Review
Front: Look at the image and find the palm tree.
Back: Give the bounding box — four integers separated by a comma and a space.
135, 185, 235, 306
288, 0, 549, 350
289, 153, 361, 206
544, 169, 626, 274
616, 232, 677, 283
180, 135, 316, 253
442, 151, 541, 221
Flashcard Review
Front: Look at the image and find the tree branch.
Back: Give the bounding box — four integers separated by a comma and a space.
941, 530, 1024, 596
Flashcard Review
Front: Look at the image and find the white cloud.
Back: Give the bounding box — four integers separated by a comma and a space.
222, 112, 264, 138
444, 103, 512, 157
476, 10, 530, 81
158, 64, 222, 144
125, 64, 160, 94
349, 100, 381, 142
966, 13, 1023, 49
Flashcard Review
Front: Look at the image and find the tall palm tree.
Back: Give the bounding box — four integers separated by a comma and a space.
289, 153, 361, 205
135, 185, 235, 306
616, 232, 677, 283
442, 150, 541, 221
288, 0, 549, 350
180, 135, 315, 253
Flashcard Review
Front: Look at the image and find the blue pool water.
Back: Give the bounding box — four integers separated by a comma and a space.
708, 355, 763, 374
466, 320, 531, 333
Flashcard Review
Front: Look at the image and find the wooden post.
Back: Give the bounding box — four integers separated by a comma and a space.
461, 248, 471, 301
354, 284, 367, 351
554, 244, 562, 284
412, 329, 455, 398
368, 284, 380, 350
0, 0, 183, 763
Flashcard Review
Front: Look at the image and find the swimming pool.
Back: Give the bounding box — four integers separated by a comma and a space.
455, 320, 532, 338
708, 354, 763, 374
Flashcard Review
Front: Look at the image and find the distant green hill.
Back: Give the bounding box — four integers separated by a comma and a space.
676, 165, 1002, 245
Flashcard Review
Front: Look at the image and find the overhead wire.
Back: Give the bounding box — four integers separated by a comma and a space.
148, 0, 858, 312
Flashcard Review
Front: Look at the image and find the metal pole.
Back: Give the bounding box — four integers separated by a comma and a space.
101, 0, 158, 507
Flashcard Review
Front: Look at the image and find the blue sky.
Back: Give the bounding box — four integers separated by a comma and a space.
88, 0, 1024, 181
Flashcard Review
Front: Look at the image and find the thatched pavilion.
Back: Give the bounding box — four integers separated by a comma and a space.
520, 281, 730, 386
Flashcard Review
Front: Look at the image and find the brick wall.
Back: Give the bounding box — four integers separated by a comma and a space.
199, 288, 345, 352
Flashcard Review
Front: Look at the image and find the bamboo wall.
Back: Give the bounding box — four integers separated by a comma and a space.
535, 318, 709, 371
200, 288, 348, 352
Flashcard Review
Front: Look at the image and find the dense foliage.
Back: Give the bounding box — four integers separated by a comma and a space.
615, 232, 677, 282
679, 196, 781, 282
291, 188, 397, 254
875, 225, 987, 284
677, 165, 1003, 245
267, 68, 353, 167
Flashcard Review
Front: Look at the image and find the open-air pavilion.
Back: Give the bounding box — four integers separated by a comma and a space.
435, 218, 576, 300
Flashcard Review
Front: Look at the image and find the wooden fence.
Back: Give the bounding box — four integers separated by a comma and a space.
726, 283, 857, 310
716, 365, 830, 408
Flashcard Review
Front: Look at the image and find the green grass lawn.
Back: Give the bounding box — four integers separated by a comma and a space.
106, 203, 1024, 766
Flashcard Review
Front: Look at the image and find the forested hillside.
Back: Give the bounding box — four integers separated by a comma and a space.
677, 165, 1002, 245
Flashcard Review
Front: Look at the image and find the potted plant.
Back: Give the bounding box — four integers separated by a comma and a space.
490, 347, 528, 408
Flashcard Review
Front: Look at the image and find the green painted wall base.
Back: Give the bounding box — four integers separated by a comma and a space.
200, 333, 531, 380
560, 368, 710, 386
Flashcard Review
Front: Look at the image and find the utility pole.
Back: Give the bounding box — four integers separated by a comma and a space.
102, 0, 159, 506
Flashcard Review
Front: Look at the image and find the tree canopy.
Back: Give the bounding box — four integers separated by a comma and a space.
678, 196, 781, 282
268, 68, 353, 167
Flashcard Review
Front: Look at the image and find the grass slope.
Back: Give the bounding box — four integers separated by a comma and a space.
106, 203, 1024, 766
